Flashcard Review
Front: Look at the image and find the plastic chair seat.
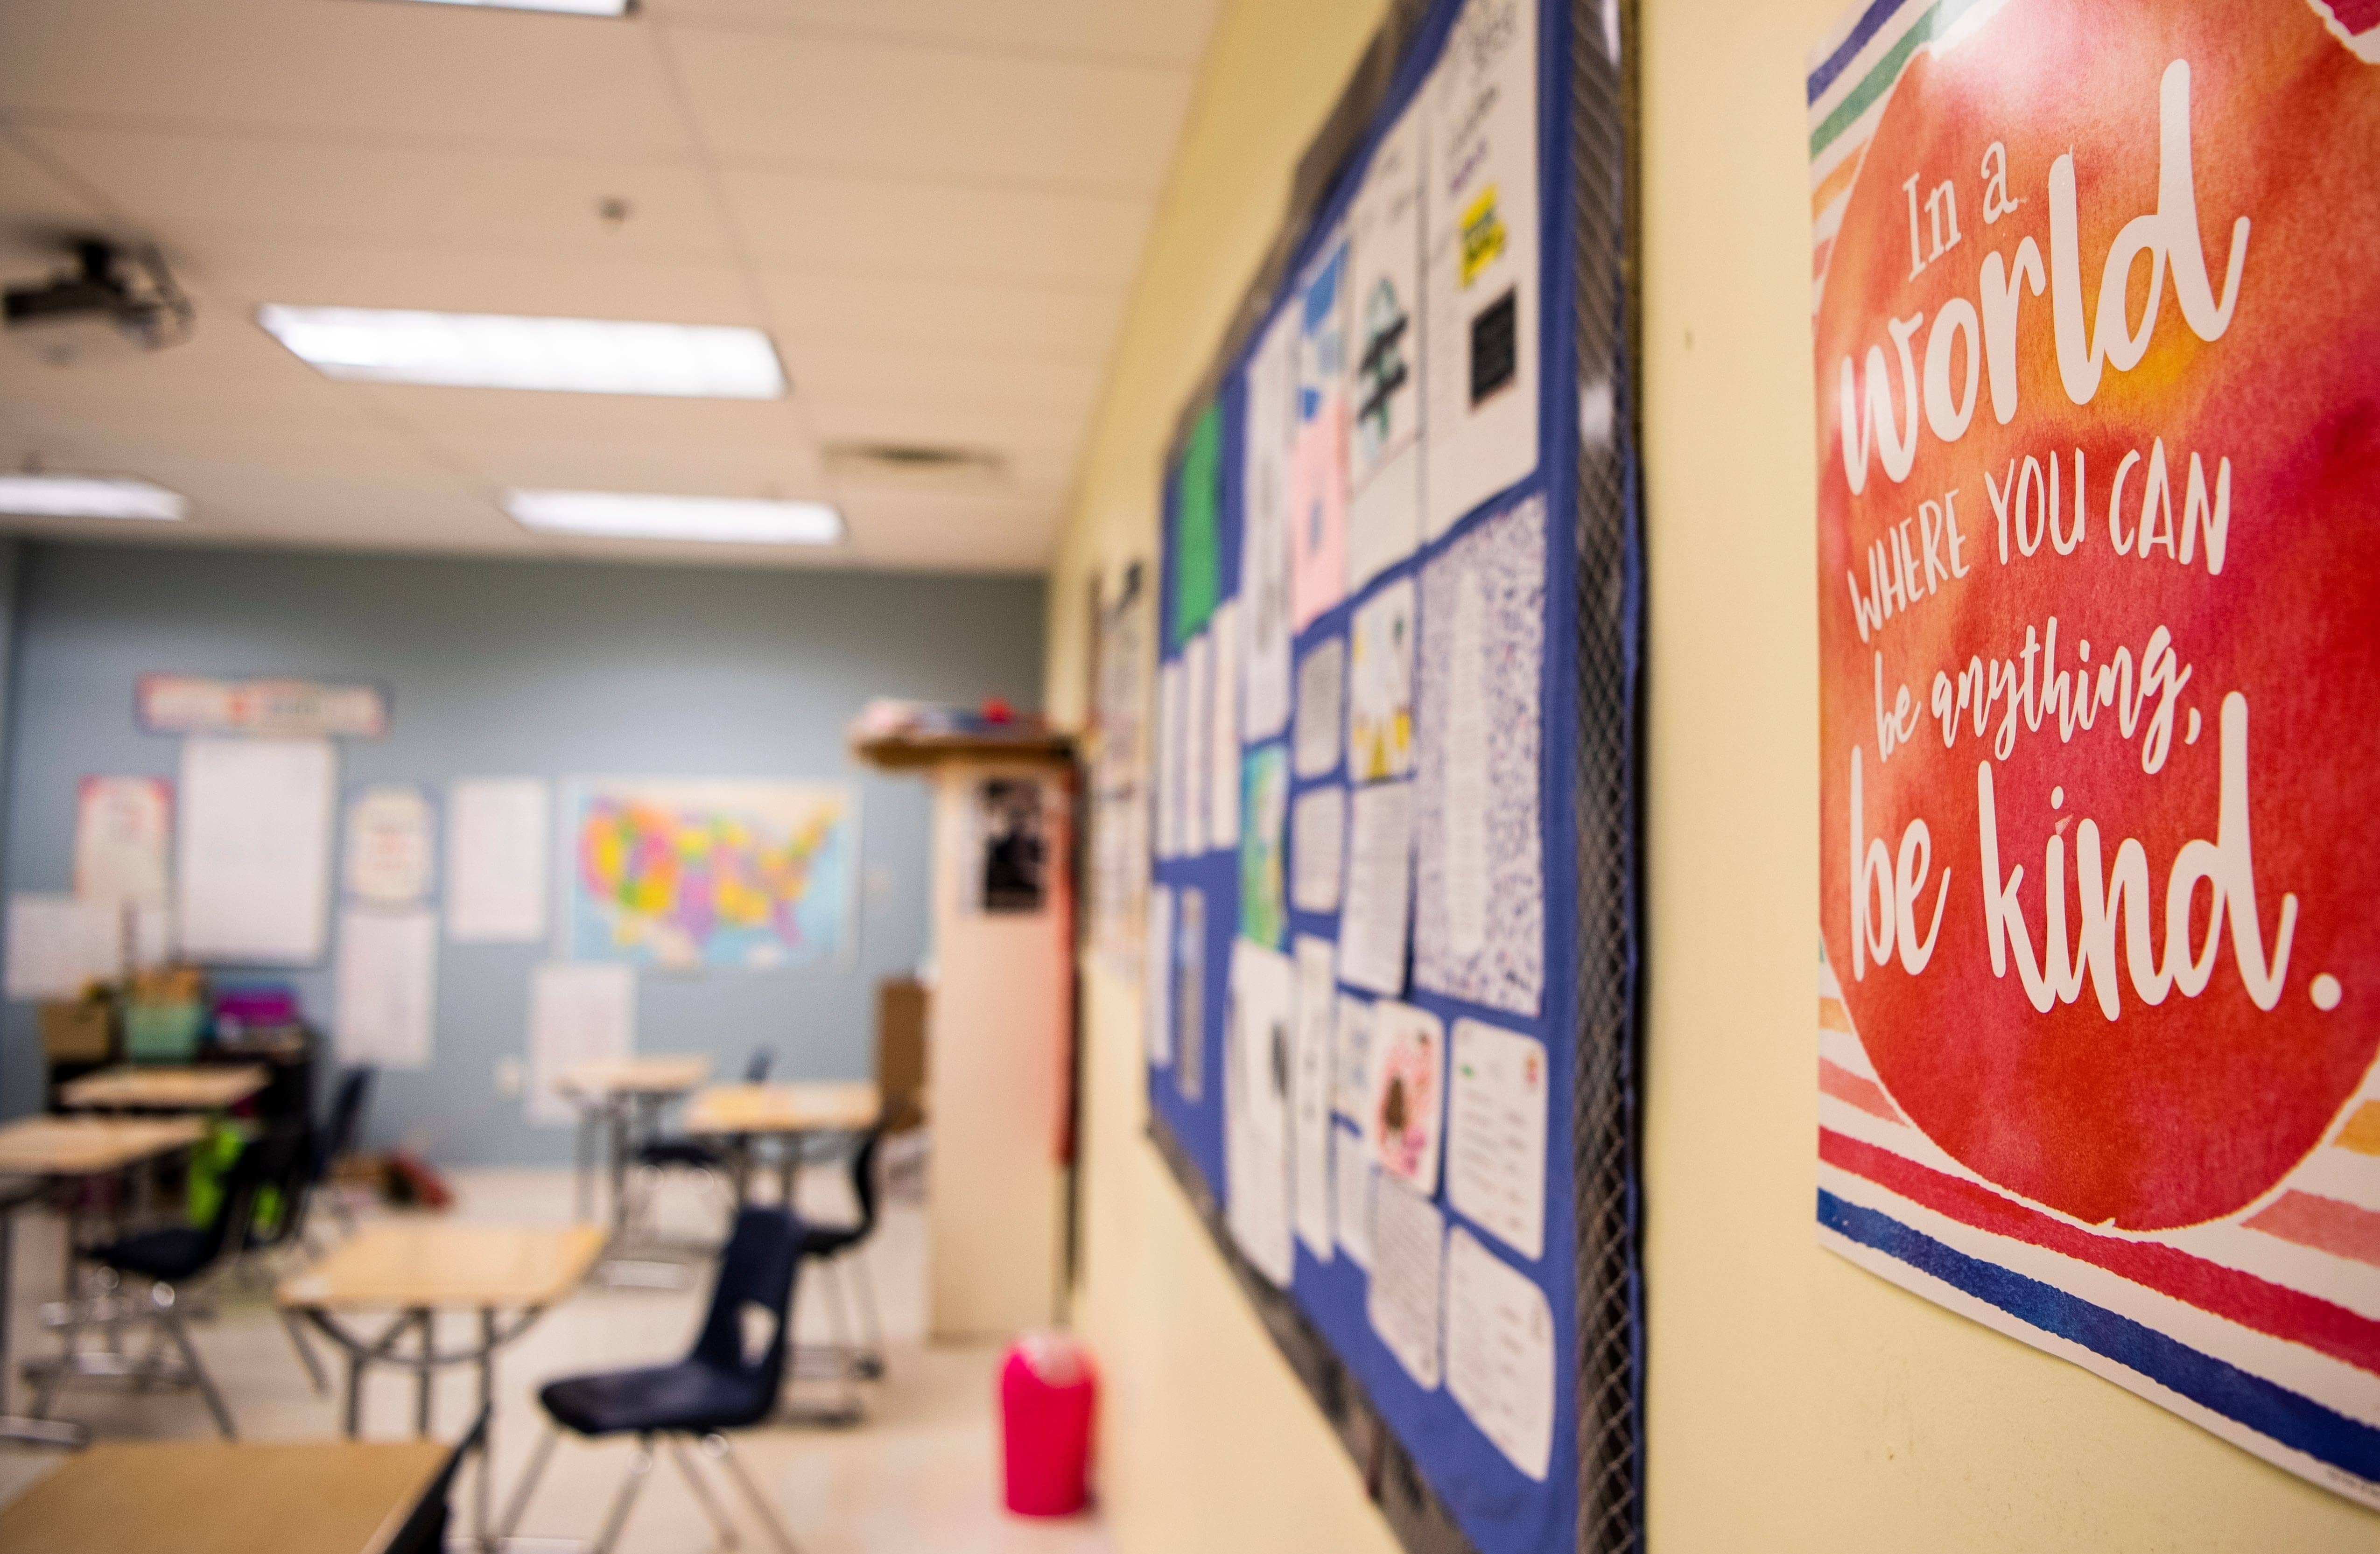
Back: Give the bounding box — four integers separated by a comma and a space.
798, 1221, 866, 1260
92, 1225, 216, 1283
635, 1139, 725, 1173
540, 1359, 773, 1438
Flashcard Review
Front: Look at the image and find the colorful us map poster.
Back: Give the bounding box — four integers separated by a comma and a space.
1809, 0, 2380, 1506
564, 779, 856, 971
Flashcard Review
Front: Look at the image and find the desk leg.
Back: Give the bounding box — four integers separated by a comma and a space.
778, 1140, 800, 1211
0, 1204, 84, 1449
575, 1110, 594, 1222
413, 1309, 435, 1437
344, 1340, 366, 1439
477, 1308, 495, 1547
608, 1105, 631, 1240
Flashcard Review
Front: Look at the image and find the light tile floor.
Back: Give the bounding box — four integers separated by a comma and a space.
0, 1157, 1109, 1553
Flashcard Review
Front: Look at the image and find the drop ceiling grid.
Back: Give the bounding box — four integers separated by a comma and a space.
0, 0, 1221, 570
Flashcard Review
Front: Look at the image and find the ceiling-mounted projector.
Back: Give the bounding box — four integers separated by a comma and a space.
4, 238, 193, 350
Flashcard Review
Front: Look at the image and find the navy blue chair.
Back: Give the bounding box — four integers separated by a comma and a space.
626, 1047, 773, 1224
34, 1131, 282, 1438
799, 1129, 887, 1390
499, 1205, 802, 1554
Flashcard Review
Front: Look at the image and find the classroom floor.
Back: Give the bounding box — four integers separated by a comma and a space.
0, 1153, 1109, 1553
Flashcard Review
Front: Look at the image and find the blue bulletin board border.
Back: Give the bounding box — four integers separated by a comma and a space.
1145, 3, 1643, 1553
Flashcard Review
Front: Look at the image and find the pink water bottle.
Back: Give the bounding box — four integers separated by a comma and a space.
999, 1331, 1095, 1517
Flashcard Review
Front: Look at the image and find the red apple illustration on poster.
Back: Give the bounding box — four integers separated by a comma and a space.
1813, 0, 2380, 1233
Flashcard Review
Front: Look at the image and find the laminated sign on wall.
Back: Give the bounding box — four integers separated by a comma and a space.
1808, 0, 2380, 1507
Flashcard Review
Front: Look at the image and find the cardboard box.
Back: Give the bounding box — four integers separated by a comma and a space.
38, 1000, 113, 1064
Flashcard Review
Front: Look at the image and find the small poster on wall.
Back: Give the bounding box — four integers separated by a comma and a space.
74, 776, 172, 908
1808, 0, 2380, 1507
973, 777, 1049, 915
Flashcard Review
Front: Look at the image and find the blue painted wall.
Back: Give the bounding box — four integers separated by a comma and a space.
0, 542, 1044, 1164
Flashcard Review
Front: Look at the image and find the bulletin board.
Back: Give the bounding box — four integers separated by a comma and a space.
1144, 2, 1643, 1551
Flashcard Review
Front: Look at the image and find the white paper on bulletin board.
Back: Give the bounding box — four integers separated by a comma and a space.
5, 894, 125, 1000
176, 736, 336, 965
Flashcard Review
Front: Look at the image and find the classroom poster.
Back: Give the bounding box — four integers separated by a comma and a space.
1809, 0, 2380, 1506
73, 776, 172, 908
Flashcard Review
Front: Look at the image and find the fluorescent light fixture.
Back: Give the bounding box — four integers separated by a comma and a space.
256, 305, 786, 399
385, 0, 633, 15
0, 474, 186, 522
504, 490, 843, 546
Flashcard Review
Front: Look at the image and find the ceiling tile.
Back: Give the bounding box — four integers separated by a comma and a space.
0, 0, 691, 154
664, 25, 1194, 192
14, 126, 735, 266
751, 269, 1120, 362
838, 486, 1057, 573
720, 168, 1151, 287
642, 0, 1221, 66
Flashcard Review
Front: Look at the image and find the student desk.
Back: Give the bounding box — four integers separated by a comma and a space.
0, 1438, 449, 1554
0, 1114, 204, 1448
682, 1081, 881, 1206
56, 1064, 269, 1113
278, 1222, 604, 1544
555, 1055, 712, 1228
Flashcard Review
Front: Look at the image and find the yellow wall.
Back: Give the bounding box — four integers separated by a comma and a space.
1636, 1, 2375, 1549
1046, 0, 2380, 1551
1042, 1, 1399, 1551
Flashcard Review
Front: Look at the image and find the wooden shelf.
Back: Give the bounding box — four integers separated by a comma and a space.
850, 729, 1076, 771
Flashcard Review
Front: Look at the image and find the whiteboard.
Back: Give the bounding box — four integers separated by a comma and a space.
176, 736, 336, 965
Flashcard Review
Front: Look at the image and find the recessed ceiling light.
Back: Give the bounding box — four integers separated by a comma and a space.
256, 306, 786, 399
382, 0, 635, 16
504, 490, 843, 546
0, 474, 186, 521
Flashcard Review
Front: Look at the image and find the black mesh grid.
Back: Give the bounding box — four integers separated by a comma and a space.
1565, 1, 1645, 1550
1144, 2, 1644, 1550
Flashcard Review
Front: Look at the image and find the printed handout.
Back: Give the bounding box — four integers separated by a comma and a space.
526, 960, 633, 1126
343, 784, 435, 907
1338, 781, 1414, 994
1175, 887, 1206, 1102
1348, 578, 1417, 782
1226, 940, 1296, 1287
73, 777, 171, 908
1347, 101, 1425, 590
1446, 1226, 1555, 1479
1242, 310, 1298, 742
177, 735, 335, 966
1207, 599, 1241, 851
1291, 230, 1353, 631
334, 907, 437, 1070
1422, 0, 1539, 538
1415, 497, 1546, 1015
1446, 1017, 1549, 1260
1290, 785, 1346, 914
4, 894, 124, 1001
1293, 637, 1347, 779
1185, 629, 1213, 854
1369, 1175, 1445, 1389
1334, 1125, 1377, 1270
1292, 934, 1338, 1260
446, 778, 550, 942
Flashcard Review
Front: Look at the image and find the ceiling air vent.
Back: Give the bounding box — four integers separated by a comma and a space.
825, 442, 1006, 490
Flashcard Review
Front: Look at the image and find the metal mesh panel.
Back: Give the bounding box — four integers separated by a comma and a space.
1567, 2, 1645, 1551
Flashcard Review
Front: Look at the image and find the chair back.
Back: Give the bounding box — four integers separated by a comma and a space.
688, 1206, 801, 1425
845, 1128, 885, 1239
316, 1066, 375, 1183
242, 1124, 320, 1253
195, 1134, 280, 1267
742, 1047, 775, 1084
